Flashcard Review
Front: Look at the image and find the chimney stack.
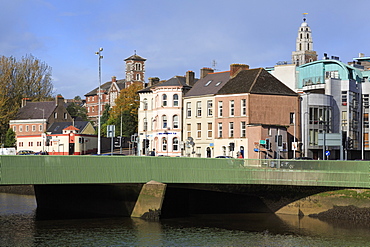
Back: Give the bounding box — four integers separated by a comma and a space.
200, 67, 214, 78
21, 98, 31, 107
148, 77, 160, 87
186, 71, 195, 86
56, 95, 64, 106
111, 76, 117, 82
230, 64, 249, 78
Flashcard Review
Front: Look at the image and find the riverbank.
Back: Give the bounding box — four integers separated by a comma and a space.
0, 185, 34, 195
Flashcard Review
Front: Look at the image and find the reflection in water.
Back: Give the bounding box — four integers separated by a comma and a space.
1, 193, 370, 246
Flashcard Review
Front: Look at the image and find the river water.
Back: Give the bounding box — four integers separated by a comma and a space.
1, 193, 370, 246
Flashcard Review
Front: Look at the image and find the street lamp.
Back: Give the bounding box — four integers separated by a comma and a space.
95, 47, 103, 155
136, 100, 148, 156
35, 107, 45, 152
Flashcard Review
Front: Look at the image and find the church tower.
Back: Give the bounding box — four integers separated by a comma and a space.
292, 15, 317, 66
124, 52, 146, 87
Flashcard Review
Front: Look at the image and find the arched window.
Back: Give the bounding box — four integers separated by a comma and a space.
173, 115, 179, 128
173, 94, 179, 106
135, 63, 141, 70
143, 98, 148, 110
173, 137, 179, 151
162, 137, 167, 151
143, 117, 147, 131
162, 115, 167, 129
162, 94, 167, 106
307, 33, 309, 39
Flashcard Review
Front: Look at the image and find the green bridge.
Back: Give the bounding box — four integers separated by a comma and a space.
0, 156, 369, 219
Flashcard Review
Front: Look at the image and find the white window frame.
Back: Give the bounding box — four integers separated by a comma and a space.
241, 121, 246, 138
196, 101, 202, 117
241, 99, 246, 116
218, 101, 223, 117
218, 122, 222, 138
229, 122, 234, 137
186, 102, 191, 118
230, 100, 235, 117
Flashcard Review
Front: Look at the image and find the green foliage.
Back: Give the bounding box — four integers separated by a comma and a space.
4, 128, 16, 147
107, 83, 142, 138
0, 54, 54, 140
66, 102, 89, 121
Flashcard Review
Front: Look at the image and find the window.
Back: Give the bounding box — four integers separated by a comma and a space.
32, 125, 36, 132
342, 111, 347, 127
37, 141, 41, 147
54, 112, 58, 119
241, 99, 246, 116
241, 121, 246, 137
162, 115, 167, 129
64, 113, 68, 119
196, 147, 201, 157
196, 101, 202, 117
364, 94, 369, 109
144, 117, 148, 131
197, 123, 201, 138
290, 112, 295, 124
135, 63, 141, 70
13, 126, 16, 132
229, 122, 234, 137
268, 127, 272, 136
19, 126, 23, 132
173, 94, 179, 107
218, 101, 223, 117
173, 115, 179, 129
29, 142, 33, 147
218, 123, 222, 138
162, 94, 167, 106
136, 74, 140, 80
230, 100, 234, 116
364, 113, 369, 129
19, 142, 23, 147
143, 98, 148, 110
162, 137, 167, 151
187, 124, 191, 138
186, 102, 191, 117
205, 80, 212, 86
173, 137, 179, 151
207, 100, 213, 116
39, 125, 43, 131
207, 123, 212, 138
26, 125, 29, 132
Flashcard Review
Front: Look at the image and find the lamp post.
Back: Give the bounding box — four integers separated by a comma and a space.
136, 100, 148, 156
35, 107, 45, 152
95, 48, 103, 155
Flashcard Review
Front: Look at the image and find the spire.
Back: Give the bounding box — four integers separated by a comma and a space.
291, 14, 317, 66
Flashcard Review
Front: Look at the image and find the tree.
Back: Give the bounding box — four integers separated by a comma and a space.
66, 96, 88, 121
0, 54, 54, 141
4, 128, 16, 147
107, 83, 143, 138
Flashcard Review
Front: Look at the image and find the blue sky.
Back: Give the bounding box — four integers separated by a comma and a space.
1, 0, 369, 99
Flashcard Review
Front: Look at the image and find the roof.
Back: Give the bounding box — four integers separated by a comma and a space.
63, 125, 80, 131
185, 71, 231, 97
124, 54, 146, 61
217, 68, 297, 96
15, 101, 57, 120
47, 121, 91, 134
137, 76, 193, 94
85, 79, 125, 96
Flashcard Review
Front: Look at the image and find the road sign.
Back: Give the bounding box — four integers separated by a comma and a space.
107, 125, 115, 138
325, 150, 330, 156
318, 133, 341, 146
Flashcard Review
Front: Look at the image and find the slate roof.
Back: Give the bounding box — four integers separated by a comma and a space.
47, 121, 91, 134
137, 76, 193, 93
15, 101, 57, 120
185, 71, 231, 97
217, 68, 298, 96
124, 54, 146, 61
84, 79, 125, 96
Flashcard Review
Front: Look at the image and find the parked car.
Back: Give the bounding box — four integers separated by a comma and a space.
17, 150, 35, 155
215, 156, 233, 158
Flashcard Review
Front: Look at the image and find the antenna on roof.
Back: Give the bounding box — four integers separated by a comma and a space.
212, 59, 217, 71
303, 12, 308, 22
134, 50, 137, 55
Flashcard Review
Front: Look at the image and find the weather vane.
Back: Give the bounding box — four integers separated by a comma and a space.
303, 12, 308, 22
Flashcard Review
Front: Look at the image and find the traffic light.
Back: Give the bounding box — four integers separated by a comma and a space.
145, 139, 150, 148
348, 137, 354, 149
265, 139, 270, 150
